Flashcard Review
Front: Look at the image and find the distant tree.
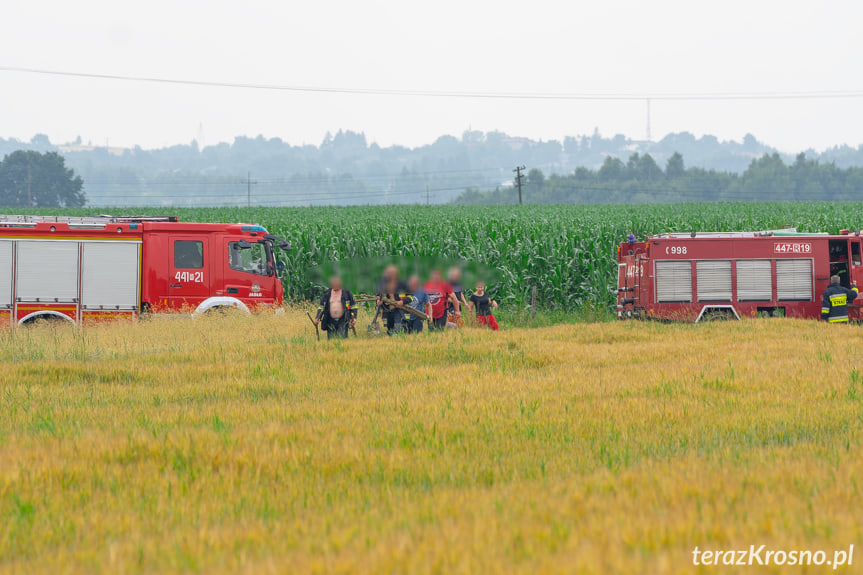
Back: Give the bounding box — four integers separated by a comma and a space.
636, 154, 663, 181
527, 168, 545, 191
29, 133, 52, 149
0, 151, 85, 207
597, 157, 624, 181
737, 153, 792, 199
665, 152, 685, 179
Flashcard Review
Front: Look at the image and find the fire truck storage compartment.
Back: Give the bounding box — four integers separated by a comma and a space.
696, 260, 732, 302
736, 260, 772, 301
655, 260, 692, 302
776, 259, 813, 301
0, 241, 11, 309
81, 242, 140, 310
16, 241, 79, 302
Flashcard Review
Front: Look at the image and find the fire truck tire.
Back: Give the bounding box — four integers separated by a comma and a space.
194, 297, 251, 316
696, 306, 740, 322
18, 311, 76, 326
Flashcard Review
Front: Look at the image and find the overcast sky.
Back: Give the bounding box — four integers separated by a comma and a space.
1, 0, 861, 153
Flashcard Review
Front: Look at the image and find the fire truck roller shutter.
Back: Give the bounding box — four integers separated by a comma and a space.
81, 242, 141, 310
0, 241, 11, 309
696, 260, 732, 302
16, 241, 79, 302
736, 260, 772, 301
655, 260, 692, 303
776, 259, 813, 301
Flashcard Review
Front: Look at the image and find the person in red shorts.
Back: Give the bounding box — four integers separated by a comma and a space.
468, 281, 499, 330
424, 269, 458, 330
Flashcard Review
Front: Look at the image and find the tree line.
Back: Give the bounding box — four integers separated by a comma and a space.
2, 146, 863, 208
457, 152, 863, 204
3, 130, 863, 207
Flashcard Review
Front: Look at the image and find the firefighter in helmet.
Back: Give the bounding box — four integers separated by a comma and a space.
821, 275, 859, 323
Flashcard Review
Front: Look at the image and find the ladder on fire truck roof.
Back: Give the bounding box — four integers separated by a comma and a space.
652, 228, 830, 239
0, 214, 178, 229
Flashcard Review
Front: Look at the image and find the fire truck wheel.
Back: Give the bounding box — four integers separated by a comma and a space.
194, 297, 251, 316
205, 306, 244, 317
701, 309, 734, 322
19, 312, 75, 327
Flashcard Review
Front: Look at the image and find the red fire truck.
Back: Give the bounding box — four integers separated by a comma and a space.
617, 228, 863, 322
0, 215, 289, 325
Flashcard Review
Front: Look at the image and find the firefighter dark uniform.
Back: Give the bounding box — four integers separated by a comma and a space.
383, 281, 413, 335
821, 282, 859, 323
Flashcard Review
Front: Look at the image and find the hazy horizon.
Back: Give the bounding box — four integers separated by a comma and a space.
2, 0, 862, 154
2, 127, 860, 157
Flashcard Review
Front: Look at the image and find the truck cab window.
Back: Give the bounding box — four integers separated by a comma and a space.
174, 240, 203, 269
229, 242, 267, 276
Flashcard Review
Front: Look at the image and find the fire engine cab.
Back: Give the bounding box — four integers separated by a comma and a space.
617, 228, 863, 322
0, 215, 289, 325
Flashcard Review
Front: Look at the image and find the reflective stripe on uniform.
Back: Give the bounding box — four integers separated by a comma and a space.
829, 316, 849, 323
830, 295, 848, 306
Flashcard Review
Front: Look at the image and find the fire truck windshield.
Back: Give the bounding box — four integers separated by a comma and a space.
229, 241, 268, 276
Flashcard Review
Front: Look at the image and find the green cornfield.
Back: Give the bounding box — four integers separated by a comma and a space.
23, 202, 863, 310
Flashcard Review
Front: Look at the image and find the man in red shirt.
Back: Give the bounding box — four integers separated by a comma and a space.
424, 269, 458, 330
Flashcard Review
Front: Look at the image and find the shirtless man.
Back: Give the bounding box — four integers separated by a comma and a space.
314, 276, 357, 339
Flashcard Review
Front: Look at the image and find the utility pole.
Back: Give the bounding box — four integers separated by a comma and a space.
426, 184, 430, 205
243, 171, 257, 208
513, 165, 526, 205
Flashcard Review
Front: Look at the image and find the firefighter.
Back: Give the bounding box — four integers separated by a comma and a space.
379, 266, 413, 335
314, 276, 357, 339
375, 265, 397, 333
821, 275, 859, 323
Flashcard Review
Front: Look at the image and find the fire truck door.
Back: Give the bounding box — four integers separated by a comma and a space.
851, 239, 863, 284
223, 238, 276, 301
168, 237, 210, 304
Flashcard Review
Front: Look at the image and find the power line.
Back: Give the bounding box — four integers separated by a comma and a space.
76, 166, 506, 186
3, 65, 863, 101
81, 183, 470, 198
83, 185, 472, 203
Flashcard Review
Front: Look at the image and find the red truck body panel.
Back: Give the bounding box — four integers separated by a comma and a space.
617, 230, 862, 322
0, 216, 285, 325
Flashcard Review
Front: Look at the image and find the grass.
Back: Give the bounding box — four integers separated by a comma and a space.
1, 310, 862, 573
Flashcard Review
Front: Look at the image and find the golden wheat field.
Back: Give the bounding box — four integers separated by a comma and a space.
1, 310, 862, 574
